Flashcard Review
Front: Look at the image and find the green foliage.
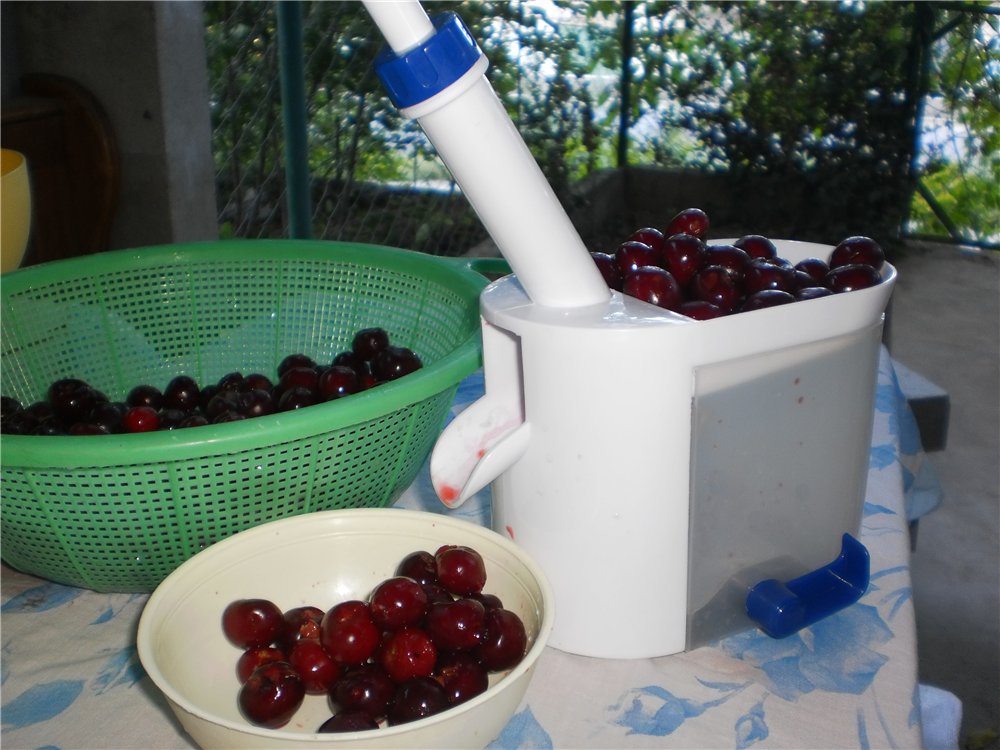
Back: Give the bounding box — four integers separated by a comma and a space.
910, 159, 999, 242
907, 2, 999, 244
203, 0, 995, 250
622, 2, 921, 243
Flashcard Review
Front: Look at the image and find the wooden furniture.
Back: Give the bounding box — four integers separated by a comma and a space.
1, 73, 120, 268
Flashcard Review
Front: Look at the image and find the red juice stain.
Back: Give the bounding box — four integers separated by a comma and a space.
477, 448, 486, 458
439, 485, 458, 503
505, 525, 515, 540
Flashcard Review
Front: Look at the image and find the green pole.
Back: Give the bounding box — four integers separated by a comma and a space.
276, 0, 312, 239
617, 1, 634, 169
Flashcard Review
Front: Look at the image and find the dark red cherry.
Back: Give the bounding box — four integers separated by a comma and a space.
792, 270, 819, 290
395, 550, 439, 587
665, 207, 709, 239
830, 236, 884, 270
435, 545, 486, 596
425, 597, 486, 652
318, 710, 379, 733
796, 286, 835, 301
825, 263, 882, 292
622, 266, 683, 311
318, 365, 360, 401
123, 405, 160, 433
25, 400, 55, 423
198, 384, 218, 411
660, 234, 706, 286
235, 388, 275, 418
0, 395, 22, 420
386, 677, 449, 726
179, 413, 209, 429
157, 407, 186, 430
613, 240, 659, 276
689, 265, 742, 312
223, 598, 286, 649
422, 582, 456, 607
468, 592, 504, 611
277, 354, 315, 377
237, 647, 287, 684
90, 401, 126, 433
703, 244, 752, 280
733, 234, 777, 260
744, 257, 796, 294
216, 371, 245, 394
369, 576, 428, 631
126, 384, 162, 410
433, 651, 489, 706
205, 390, 239, 419
279, 605, 324, 650
242, 372, 274, 393
793, 257, 830, 285
352, 327, 391, 361
329, 663, 395, 720
321, 601, 380, 666
48, 378, 100, 423
740, 289, 797, 312
238, 661, 304, 729
277, 386, 317, 412
378, 626, 437, 683
476, 608, 528, 672
332, 350, 368, 372
163, 375, 200, 412
678, 300, 726, 320
372, 346, 422, 382
590, 252, 623, 291
289, 638, 342, 694
278, 366, 319, 395
213, 410, 246, 424
627, 227, 666, 254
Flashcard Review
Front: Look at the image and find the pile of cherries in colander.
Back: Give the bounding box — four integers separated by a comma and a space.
0, 327, 421, 436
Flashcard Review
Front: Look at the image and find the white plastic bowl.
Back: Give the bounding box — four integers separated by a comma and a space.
137, 508, 554, 749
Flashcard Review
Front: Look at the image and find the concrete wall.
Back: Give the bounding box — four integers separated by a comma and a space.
2, 1, 217, 250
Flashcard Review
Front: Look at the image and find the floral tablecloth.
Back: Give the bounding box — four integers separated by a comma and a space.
1, 347, 930, 749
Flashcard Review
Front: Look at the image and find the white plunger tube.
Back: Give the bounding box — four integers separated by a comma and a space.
364, 1, 611, 309
361, 0, 435, 53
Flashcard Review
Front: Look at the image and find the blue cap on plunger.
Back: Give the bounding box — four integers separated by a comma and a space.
374, 12, 484, 109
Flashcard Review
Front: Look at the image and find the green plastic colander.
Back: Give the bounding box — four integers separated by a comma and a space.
0, 240, 489, 592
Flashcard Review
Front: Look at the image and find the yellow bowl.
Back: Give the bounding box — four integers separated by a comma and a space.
1, 149, 32, 273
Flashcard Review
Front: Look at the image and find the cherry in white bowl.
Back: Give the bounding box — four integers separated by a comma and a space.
137, 509, 554, 750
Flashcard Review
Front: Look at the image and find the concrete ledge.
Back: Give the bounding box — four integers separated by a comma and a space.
892, 358, 951, 452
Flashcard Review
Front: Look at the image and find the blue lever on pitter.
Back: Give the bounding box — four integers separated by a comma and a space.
746, 533, 870, 639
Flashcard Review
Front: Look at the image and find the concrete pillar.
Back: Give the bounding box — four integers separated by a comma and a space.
4, 1, 217, 249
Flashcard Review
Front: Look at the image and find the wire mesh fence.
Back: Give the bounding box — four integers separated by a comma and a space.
204, 1, 998, 256
903, 2, 999, 248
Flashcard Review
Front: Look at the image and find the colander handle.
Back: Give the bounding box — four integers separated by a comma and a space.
457, 256, 512, 281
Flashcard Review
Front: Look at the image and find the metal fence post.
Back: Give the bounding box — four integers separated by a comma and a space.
276, 0, 312, 239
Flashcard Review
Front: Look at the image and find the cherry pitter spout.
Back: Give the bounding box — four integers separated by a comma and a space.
365, 1, 891, 658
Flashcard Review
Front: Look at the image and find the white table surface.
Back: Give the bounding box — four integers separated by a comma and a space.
1, 347, 930, 749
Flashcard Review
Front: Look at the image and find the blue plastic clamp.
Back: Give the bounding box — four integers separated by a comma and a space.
745, 533, 870, 639
374, 12, 484, 110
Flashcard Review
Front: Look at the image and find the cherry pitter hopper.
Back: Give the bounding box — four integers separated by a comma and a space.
363, 1, 896, 659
